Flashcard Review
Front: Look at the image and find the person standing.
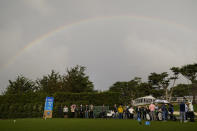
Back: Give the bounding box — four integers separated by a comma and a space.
113, 104, 118, 119
155, 104, 159, 120
70, 104, 75, 118
79, 104, 84, 118
185, 103, 189, 121
123, 105, 127, 119
180, 101, 186, 123
118, 105, 123, 119
85, 104, 89, 118
168, 104, 174, 120
89, 104, 94, 118
125, 105, 129, 119
63, 105, 69, 118
136, 106, 142, 120
188, 102, 195, 122
101, 104, 106, 118
158, 108, 163, 121
149, 103, 155, 120
165, 104, 169, 120
145, 106, 151, 121
141, 106, 146, 120
128, 106, 134, 119
74, 105, 78, 118
161, 104, 167, 121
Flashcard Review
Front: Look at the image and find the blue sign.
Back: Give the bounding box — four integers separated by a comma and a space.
44, 97, 54, 111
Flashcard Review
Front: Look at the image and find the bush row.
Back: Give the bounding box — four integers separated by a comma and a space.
0, 92, 122, 118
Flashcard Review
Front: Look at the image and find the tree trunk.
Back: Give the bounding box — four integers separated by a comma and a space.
169, 88, 173, 102
165, 88, 168, 100
169, 79, 176, 102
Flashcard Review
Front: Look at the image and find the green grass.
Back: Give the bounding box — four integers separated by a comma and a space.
0, 118, 196, 131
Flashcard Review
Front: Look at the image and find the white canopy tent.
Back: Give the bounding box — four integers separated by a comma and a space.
132, 95, 156, 106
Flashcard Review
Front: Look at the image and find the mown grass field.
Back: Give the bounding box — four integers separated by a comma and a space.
0, 118, 196, 131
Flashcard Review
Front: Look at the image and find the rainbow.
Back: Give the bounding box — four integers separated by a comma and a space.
0, 15, 194, 71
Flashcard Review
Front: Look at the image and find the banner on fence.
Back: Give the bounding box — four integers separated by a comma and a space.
43, 97, 54, 118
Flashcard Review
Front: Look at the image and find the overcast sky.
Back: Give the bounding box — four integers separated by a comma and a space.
0, 0, 197, 92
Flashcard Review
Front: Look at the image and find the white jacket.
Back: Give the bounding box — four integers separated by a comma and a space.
189, 103, 194, 112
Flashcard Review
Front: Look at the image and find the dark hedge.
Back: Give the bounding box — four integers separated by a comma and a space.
0, 92, 121, 118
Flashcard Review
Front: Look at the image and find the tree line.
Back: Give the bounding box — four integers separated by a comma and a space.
109, 63, 197, 104
4, 65, 94, 95
2, 63, 197, 103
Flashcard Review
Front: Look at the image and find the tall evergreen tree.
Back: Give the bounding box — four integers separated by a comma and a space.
62, 65, 94, 93
148, 72, 170, 100
36, 70, 62, 95
5, 75, 35, 95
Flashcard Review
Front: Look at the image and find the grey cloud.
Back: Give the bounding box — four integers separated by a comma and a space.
0, 0, 197, 92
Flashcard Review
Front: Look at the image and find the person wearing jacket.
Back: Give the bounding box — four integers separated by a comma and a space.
113, 104, 118, 119
161, 104, 167, 121
118, 105, 123, 119
89, 104, 94, 118
79, 104, 84, 118
141, 106, 146, 120
188, 101, 195, 122
168, 104, 174, 120
180, 102, 186, 123
185, 103, 189, 121
136, 106, 142, 120
85, 104, 89, 118
128, 106, 134, 119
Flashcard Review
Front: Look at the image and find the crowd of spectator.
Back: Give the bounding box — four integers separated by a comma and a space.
62, 102, 195, 122
62, 104, 95, 118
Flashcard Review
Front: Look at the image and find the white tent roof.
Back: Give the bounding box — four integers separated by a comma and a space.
136, 95, 156, 100
132, 95, 156, 106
